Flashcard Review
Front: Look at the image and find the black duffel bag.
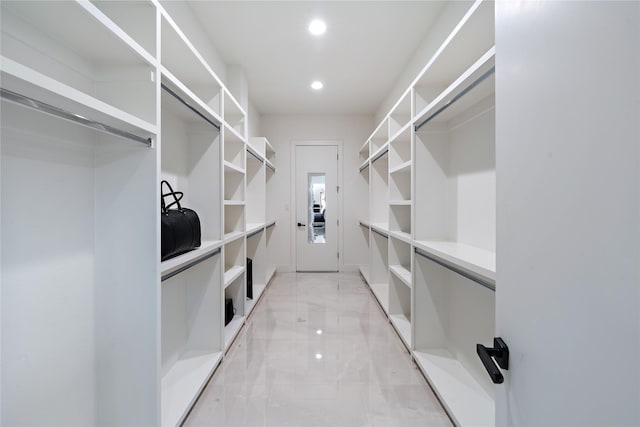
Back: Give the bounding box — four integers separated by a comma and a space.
161, 180, 201, 261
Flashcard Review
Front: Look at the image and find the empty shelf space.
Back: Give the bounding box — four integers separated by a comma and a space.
388, 231, 412, 244
370, 223, 390, 235
1, 57, 156, 137
359, 265, 371, 284
223, 265, 245, 287
223, 161, 245, 174
414, 240, 495, 284
224, 316, 244, 349
389, 314, 411, 348
223, 200, 245, 206
223, 231, 245, 243
389, 161, 411, 175
161, 351, 223, 427
246, 222, 266, 235
245, 284, 266, 315
160, 240, 223, 277
414, 48, 495, 128
369, 282, 389, 313
389, 200, 412, 206
413, 349, 494, 427
389, 265, 412, 288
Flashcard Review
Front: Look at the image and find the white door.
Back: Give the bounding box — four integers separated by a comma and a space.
495, 1, 639, 425
295, 144, 338, 271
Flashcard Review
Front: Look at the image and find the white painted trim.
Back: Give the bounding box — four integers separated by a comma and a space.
290, 140, 343, 272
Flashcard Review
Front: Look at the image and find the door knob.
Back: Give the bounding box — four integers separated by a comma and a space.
297, 222, 306, 227
477, 337, 509, 384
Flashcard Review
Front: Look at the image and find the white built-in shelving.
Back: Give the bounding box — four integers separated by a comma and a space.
0, 1, 274, 426
356, 1, 496, 425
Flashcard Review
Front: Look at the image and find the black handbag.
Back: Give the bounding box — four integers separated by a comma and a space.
161, 180, 201, 261
246, 257, 253, 299
225, 298, 235, 326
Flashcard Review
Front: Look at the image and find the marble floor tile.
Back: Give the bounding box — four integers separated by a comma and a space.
184, 272, 452, 427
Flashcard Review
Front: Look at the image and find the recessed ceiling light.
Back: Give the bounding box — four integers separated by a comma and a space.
309, 19, 326, 36
311, 81, 323, 90
315, 353, 323, 360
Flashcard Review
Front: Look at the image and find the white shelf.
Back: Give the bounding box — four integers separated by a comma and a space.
161, 351, 223, 427
370, 143, 390, 162
389, 265, 412, 288
359, 159, 369, 171
224, 315, 244, 349
389, 200, 412, 206
160, 240, 223, 277
223, 265, 245, 288
413, 350, 494, 427
389, 161, 412, 175
414, 48, 495, 127
161, 67, 222, 127
359, 265, 371, 284
370, 223, 389, 235
370, 283, 389, 313
388, 121, 412, 144
0, 56, 157, 137
223, 161, 245, 175
388, 230, 412, 244
223, 200, 245, 206
223, 231, 245, 243
389, 314, 411, 348
414, 240, 495, 284
246, 222, 265, 235
266, 267, 276, 285
223, 122, 246, 144
245, 284, 266, 315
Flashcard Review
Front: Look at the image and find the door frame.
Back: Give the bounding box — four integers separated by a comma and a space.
290, 140, 343, 272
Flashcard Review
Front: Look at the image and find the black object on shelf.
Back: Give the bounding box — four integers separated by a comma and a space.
246, 257, 253, 299
224, 298, 234, 326
476, 337, 509, 384
161, 180, 202, 261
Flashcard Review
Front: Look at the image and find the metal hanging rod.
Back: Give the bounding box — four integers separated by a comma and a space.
414, 247, 495, 291
371, 148, 389, 165
0, 88, 152, 146
161, 248, 221, 281
359, 222, 370, 229
371, 228, 388, 239
266, 162, 276, 173
415, 66, 495, 132
246, 148, 264, 164
161, 83, 221, 131
359, 163, 370, 173
266, 222, 276, 230
247, 228, 263, 239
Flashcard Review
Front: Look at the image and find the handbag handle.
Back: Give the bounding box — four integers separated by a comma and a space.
161, 180, 184, 213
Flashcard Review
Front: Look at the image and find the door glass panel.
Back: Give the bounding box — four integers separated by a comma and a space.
308, 173, 326, 244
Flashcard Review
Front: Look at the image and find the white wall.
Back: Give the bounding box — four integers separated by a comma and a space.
375, 1, 473, 123
248, 103, 261, 138
261, 115, 374, 272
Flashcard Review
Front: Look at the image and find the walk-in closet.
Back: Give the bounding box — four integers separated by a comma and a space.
1, 1, 638, 426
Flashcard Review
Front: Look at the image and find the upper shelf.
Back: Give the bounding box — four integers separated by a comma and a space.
414, 48, 495, 129
1, 56, 156, 139
414, 240, 495, 286
160, 11, 222, 116
413, 0, 494, 113
1, 0, 157, 127
161, 69, 222, 129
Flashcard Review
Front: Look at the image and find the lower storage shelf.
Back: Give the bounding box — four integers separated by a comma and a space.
369, 282, 389, 313
389, 314, 411, 348
245, 283, 266, 315
413, 349, 494, 427
161, 351, 223, 427
224, 315, 244, 349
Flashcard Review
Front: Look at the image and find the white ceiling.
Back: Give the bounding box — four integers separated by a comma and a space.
188, 1, 446, 115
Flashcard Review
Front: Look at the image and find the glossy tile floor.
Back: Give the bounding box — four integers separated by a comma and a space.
184, 272, 452, 427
